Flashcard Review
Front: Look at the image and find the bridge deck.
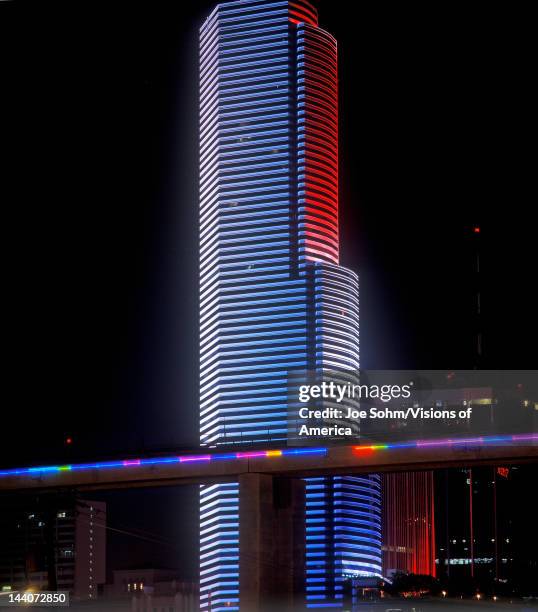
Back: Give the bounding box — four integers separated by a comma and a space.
1, 435, 536, 491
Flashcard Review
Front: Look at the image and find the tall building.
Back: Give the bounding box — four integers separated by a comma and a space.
435, 465, 537, 591
382, 472, 436, 577
198, 1, 381, 609
0, 495, 106, 600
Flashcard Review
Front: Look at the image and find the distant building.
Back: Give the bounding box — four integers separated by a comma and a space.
131, 591, 198, 612
0, 495, 106, 600
104, 568, 198, 611
435, 464, 536, 589
383, 472, 436, 577
105, 567, 195, 597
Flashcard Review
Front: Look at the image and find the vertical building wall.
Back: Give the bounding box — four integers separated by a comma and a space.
306, 475, 382, 606
382, 472, 436, 577
198, 1, 381, 609
305, 265, 382, 606
199, 0, 309, 448
199, 483, 240, 610
74, 501, 106, 600
296, 24, 339, 268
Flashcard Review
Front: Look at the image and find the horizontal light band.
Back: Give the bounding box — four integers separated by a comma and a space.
0, 447, 327, 478
353, 433, 538, 454
0, 434, 535, 479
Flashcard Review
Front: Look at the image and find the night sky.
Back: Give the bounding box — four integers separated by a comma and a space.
2, 0, 535, 579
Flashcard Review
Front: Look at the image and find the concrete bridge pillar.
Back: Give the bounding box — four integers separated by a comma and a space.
239, 474, 305, 611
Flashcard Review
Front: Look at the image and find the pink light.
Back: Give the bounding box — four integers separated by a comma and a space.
451, 437, 485, 445
123, 459, 141, 466
415, 439, 455, 448
416, 437, 484, 448
179, 455, 211, 463
512, 433, 538, 441
236, 451, 267, 459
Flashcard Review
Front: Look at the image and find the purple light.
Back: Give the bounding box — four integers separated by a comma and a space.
0, 434, 535, 480
511, 433, 538, 442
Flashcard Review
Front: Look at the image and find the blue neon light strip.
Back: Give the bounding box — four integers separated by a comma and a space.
0, 447, 327, 477
0, 433, 535, 478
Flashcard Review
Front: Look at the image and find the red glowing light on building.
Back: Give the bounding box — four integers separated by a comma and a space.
297, 23, 340, 266
353, 446, 376, 457
383, 472, 436, 577
497, 467, 509, 479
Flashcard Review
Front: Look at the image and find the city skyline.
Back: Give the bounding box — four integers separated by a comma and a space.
2, 0, 537, 608
3, 1, 535, 467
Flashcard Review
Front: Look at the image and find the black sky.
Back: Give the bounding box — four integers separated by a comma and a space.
4, 0, 535, 465
2, 0, 536, 577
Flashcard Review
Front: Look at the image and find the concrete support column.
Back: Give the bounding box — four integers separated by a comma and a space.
239, 474, 305, 612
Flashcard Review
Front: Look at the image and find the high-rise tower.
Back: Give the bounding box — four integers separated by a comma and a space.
199, 1, 381, 609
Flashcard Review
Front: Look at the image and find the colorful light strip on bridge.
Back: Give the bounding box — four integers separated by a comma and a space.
0, 447, 327, 477
353, 433, 538, 454
0, 434, 536, 478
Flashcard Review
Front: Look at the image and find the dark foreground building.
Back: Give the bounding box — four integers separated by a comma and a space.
436, 464, 538, 594
0, 495, 106, 600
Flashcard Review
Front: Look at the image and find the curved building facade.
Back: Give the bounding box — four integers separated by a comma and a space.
199, 1, 381, 609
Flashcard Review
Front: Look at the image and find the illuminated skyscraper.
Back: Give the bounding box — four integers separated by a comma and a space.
199, 1, 381, 609
382, 472, 436, 577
